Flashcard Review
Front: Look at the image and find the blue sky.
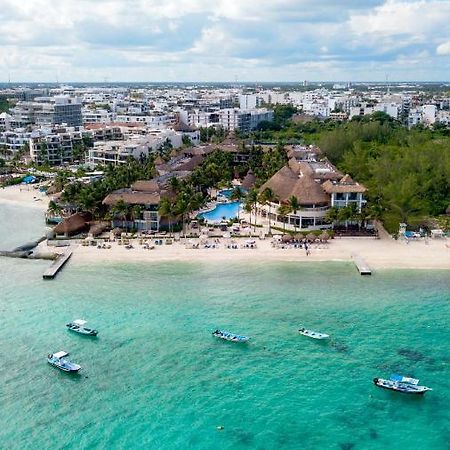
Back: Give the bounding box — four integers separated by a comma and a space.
1, 0, 449, 82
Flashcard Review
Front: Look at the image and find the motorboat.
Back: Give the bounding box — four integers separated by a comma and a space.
212, 330, 249, 343
66, 319, 98, 336
47, 351, 81, 372
298, 327, 329, 340
373, 374, 432, 394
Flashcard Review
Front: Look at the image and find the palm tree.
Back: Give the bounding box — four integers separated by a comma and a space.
174, 197, 189, 239
337, 205, 354, 230
112, 199, 130, 231
158, 198, 175, 236
130, 205, 143, 231
230, 186, 244, 221
324, 206, 339, 229
169, 176, 181, 194
287, 195, 300, 232
258, 187, 278, 235
277, 204, 290, 232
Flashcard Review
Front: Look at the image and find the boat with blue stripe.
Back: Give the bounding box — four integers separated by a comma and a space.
212, 330, 249, 342
373, 374, 432, 394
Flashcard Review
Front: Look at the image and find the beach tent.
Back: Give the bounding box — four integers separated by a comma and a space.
319, 232, 330, 241
22, 175, 37, 184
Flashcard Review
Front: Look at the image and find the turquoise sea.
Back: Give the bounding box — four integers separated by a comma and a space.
0, 204, 449, 449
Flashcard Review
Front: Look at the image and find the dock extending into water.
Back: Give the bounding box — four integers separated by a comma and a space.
351, 253, 372, 275
43, 250, 72, 279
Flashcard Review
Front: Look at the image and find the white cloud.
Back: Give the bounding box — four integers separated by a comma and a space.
0, 0, 449, 82
436, 41, 450, 55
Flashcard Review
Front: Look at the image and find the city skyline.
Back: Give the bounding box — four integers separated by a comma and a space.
1, 0, 449, 83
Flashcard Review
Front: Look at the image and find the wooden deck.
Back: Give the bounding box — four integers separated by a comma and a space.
351, 253, 372, 275
43, 250, 72, 279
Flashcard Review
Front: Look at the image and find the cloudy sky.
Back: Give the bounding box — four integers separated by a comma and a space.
1, 0, 449, 82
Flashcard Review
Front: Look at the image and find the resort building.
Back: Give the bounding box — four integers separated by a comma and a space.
256, 149, 367, 231
87, 130, 184, 166
322, 175, 367, 211
29, 128, 84, 165
258, 159, 332, 230
10, 96, 82, 128
102, 180, 166, 231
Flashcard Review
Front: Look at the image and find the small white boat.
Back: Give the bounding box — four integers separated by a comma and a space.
213, 330, 249, 343
298, 327, 329, 340
47, 351, 81, 372
66, 319, 98, 336
373, 374, 432, 395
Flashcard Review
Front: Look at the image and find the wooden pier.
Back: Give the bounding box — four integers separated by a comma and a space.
43, 250, 72, 279
351, 253, 372, 275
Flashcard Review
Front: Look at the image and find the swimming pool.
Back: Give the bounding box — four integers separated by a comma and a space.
198, 201, 241, 222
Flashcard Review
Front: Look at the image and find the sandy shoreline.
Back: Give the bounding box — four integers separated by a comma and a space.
0, 184, 49, 210
2, 186, 448, 270
46, 237, 449, 270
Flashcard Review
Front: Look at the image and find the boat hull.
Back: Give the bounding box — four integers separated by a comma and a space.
298, 329, 329, 340
212, 331, 249, 343
66, 324, 98, 336
373, 378, 431, 394
47, 360, 81, 372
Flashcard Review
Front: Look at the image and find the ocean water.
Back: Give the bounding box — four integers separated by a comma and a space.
0, 204, 449, 450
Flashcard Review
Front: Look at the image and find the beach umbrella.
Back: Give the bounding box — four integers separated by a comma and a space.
282, 234, 293, 242
295, 233, 304, 240
306, 233, 316, 242
319, 232, 330, 241
112, 227, 122, 237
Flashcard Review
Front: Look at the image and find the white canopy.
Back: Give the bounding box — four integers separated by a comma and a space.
73, 319, 87, 326
53, 351, 68, 358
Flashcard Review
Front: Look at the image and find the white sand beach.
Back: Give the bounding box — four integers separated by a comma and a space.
46, 236, 450, 270
0, 184, 49, 210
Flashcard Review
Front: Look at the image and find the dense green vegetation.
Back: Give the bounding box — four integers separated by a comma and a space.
60, 157, 156, 214
243, 111, 450, 232
318, 119, 450, 232
0, 96, 11, 113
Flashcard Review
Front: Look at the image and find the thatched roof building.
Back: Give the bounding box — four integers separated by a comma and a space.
53, 212, 92, 237
322, 174, 366, 194
131, 180, 161, 192
260, 164, 329, 206
89, 221, 110, 237
172, 120, 197, 133
241, 170, 256, 191
102, 189, 161, 207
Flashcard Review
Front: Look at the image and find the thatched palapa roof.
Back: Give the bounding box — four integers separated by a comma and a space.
53, 212, 92, 236
241, 170, 256, 191
172, 120, 197, 133
102, 189, 161, 206
89, 221, 110, 237
131, 180, 160, 192
260, 164, 329, 205
322, 174, 366, 194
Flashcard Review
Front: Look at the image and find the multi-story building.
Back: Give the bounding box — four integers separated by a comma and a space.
256, 147, 367, 231
10, 96, 82, 128
0, 130, 38, 156
82, 108, 113, 125
87, 130, 183, 166
29, 128, 84, 165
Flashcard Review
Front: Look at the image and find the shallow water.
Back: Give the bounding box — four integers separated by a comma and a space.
0, 205, 449, 449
